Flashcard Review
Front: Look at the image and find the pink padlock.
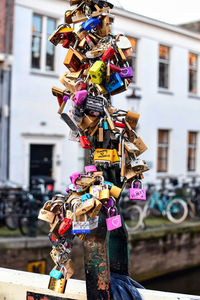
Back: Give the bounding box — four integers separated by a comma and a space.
85, 165, 97, 174
129, 180, 146, 200
72, 90, 88, 107
106, 208, 122, 231
70, 172, 81, 188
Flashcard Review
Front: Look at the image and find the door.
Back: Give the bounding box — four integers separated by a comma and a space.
29, 144, 53, 187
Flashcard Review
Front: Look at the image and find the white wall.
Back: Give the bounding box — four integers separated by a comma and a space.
10, 0, 200, 190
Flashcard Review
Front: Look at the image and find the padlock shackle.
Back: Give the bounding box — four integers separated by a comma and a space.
131, 179, 142, 189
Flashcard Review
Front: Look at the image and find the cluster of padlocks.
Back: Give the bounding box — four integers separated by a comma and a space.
38, 0, 149, 294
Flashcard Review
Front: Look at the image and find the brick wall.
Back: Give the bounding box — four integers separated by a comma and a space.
0, 0, 14, 55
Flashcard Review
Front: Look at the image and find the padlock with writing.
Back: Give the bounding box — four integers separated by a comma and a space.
79, 134, 92, 149
84, 94, 104, 116
75, 197, 95, 216
63, 48, 82, 72
38, 202, 55, 224
71, 204, 91, 234
119, 66, 133, 79
81, 193, 92, 202
58, 217, 73, 236
129, 180, 146, 200
101, 46, 115, 62
93, 148, 114, 166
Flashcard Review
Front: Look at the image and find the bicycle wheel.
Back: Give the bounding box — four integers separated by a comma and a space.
4, 201, 19, 230
167, 199, 188, 224
124, 205, 143, 231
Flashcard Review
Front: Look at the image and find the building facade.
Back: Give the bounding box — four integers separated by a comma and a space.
8, 0, 200, 191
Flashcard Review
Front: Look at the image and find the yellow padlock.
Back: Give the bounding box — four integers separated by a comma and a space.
99, 188, 110, 201
110, 185, 122, 199
89, 61, 106, 84
112, 149, 120, 164
93, 149, 114, 165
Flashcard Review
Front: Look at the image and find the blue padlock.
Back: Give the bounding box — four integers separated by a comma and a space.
82, 17, 100, 31
103, 120, 109, 130
105, 73, 124, 93
50, 268, 63, 280
81, 193, 92, 202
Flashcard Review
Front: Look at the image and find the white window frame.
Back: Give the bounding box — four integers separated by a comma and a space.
158, 44, 170, 90
188, 52, 198, 95
31, 13, 57, 74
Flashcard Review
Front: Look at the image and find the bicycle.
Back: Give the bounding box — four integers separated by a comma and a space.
142, 189, 188, 225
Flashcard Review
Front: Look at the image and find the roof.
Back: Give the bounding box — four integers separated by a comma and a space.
113, 7, 200, 40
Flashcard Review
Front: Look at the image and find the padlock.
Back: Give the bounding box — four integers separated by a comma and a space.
112, 149, 120, 165
85, 34, 95, 48
62, 77, 77, 93
88, 215, 99, 229
88, 199, 102, 218
80, 115, 99, 131
130, 158, 147, 172
63, 48, 82, 72
70, 172, 81, 188
49, 218, 62, 240
133, 136, 148, 155
97, 15, 112, 37
93, 149, 114, 166
89, 61, 106, 84
110, 185, 122, 199
76, 175, 96, 189
129, 180, 146, 200
70, 0, 82, 5
103, 118, 109, 130
119, 67, 133, 79
79, 135, 92, 149
81, 17, 100, 31
38, 208, 55, 224
109, 63, 122, 73
101, 46, 115, 62
81, 193, 92, 202
58, 217, 73, 236
89, 184, 102, 199
75, 198, 95, 216
71, 204, 91, 234
125, 111, 140, 128
84, 95, 104, 116
52, 87, 64, 98
85, 165, 97, 174
124, 141, 140, 155
106, 207, 122, 231
99, 188, 110, 201
105, 72, 124, 93
50, 265, 66, 280
48, 266, 67, 293
94, 83, 108, 95
48, 24, 74, 46
72, 90, 87, 107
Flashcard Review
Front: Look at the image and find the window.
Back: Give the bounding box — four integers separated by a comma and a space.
189, 53, 198, 94
158, 45, 170, 89
187, 132, 197, 171
126, 37, 137, 84
157, 130, 169, 172
31, 14, 56, 71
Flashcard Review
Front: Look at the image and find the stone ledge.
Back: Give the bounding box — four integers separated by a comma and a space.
0, 236, 50, 249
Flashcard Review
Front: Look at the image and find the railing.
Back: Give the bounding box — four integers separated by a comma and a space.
0, 268, 200, 300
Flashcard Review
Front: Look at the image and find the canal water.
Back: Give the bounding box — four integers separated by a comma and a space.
142, 266, 200, 296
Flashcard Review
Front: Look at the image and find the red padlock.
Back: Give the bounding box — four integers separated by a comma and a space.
109, 64, 122, 73
58, 218, 73, 235
101, 47, 115, 62
114, 121, 125, 128
79, 136, 92, 149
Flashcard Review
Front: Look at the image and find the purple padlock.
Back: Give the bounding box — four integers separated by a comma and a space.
70, 172, 81, 188
72, 90, 87, 107
63, 95, 70, 102
119, 67, 133, 79
129, 180, 146, 200
85, 165, 97, 174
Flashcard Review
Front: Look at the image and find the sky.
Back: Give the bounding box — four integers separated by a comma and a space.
110, 0, 200, 25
